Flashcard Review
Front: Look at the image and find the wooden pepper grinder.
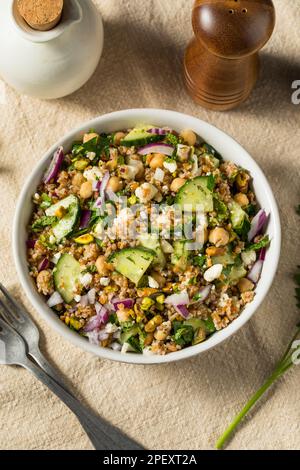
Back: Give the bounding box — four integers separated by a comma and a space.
17, 0, 64, 31
184, 0, 276, 111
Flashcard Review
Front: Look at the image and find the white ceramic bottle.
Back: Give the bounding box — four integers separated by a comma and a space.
0, 0, 104, 99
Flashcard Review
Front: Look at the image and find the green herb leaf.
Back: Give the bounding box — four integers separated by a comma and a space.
40, 193, 52, 209
246, 235, 270, 252
173, 322, 194, 346
215, 206, 300, 450
165, 133, 179, 147
207, 175, 216, 191
31, 216, 57, 232
192, 255, 206, 268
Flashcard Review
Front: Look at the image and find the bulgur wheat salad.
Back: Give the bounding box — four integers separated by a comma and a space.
27, 126, 270, 355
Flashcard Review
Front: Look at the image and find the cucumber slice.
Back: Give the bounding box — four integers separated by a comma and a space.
110, 248, 155, 285
120, 128, 162, 147
138, 233, 166, 267
229, 201, 247, 228
228, 264, 247, 285
212, 251, 236, 266
175, 176, 214, 212
46, 195, 80, 242
171, 240, 190, 270
53, 254, 81, 303
45, 195, 78, 216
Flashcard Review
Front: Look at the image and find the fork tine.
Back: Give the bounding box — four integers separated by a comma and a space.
0, 283, 26, 321
0, 298, 18, 327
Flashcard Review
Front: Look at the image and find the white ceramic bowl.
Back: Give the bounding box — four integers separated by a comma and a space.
13, 109, 281, 364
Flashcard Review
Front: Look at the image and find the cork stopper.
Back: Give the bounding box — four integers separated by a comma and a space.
17, 0, 64, 31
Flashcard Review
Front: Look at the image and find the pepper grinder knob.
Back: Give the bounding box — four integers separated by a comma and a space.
184, 0, 276, 111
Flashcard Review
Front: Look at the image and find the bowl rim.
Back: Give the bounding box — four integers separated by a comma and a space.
13, 108, 281, 365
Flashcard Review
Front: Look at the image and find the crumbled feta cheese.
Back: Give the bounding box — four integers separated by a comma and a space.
84, 167, 104, 182
204, 264, 223, 282
74, 294, 81, 302
86, 151, 96, 161
154, 168, 165, 182
135, 183, 158, 203
105, 323, 119, 334
241, 250, 256, 266
79, 272, 93, 288
51, 253, 61, 265
148, 276, 159, 289
113, 329, 121, 340
110, 342, 122, 351
143, 347, 154, 356
119, 165, 139, 181
49, 235, 56, 245
100, 277, 110, 286
163, 160, 177, 173
219, 293, 230, 308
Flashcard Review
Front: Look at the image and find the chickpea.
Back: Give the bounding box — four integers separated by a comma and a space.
107, 176, 122, 192
95, 255, 112, 276
83, 132, 99, 144
80, 181, 93, 199
72, 172, 85, 188
180, 129, 197, 146
209, 227, 230, 247
234, 193, 249, 207
237, 278, 255, 293
114, 132, 126, 145
149, 153, 165, 169
170, 178, 186, 193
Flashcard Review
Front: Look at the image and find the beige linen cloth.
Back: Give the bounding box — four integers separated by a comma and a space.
0, 0, 299, 450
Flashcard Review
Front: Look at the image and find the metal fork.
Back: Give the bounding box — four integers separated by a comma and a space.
0, 285, 143, 450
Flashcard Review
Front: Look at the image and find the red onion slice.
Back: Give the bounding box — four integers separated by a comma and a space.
26, 239, 36, 249
94, 172, 110, 212
248, 209, 268, 242
259, 248, 266, 261
165, 291, 189, 306
190, 285, 212, 305
247, 260, 264, 284
84, 304, 109, 332
174, 304, 190, 319
38, 257, 49, 272
137, 143, 175, 156
47, 291, 63, 308
43, 147, 64, 184
79, 295, 89, 307
79, 210, 91, 230
147, 128, 171, 136
112, 298, 135, 311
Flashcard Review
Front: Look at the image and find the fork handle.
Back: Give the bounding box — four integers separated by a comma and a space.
29, 347, 127, 448
21, 357, 142, 450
